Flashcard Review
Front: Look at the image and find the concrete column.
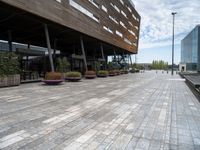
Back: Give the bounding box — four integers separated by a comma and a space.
80, 36, 88, 71
129, 54, 133, 66
44, 24, 54, 72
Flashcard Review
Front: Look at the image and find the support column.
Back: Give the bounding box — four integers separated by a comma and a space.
8, 30, 12, 52
100, 43, 106, 69
129, 54, 133, 66
27, 43, 30, 49
53, 39, 57, 60
80, 36, 88, 71
113, 50, 116, 62
100, 43, 105, 60
44, 24, 54, 72
122, 52, 125, 69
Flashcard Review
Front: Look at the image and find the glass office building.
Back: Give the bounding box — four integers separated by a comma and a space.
181, 25, 200, 71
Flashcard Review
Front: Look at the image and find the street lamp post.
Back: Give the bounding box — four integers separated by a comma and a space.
171, 12, 177, 75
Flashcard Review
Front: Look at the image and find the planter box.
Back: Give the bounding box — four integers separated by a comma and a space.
65, 77, 82, 82
0, 74, 20, 87
85, 75, 96, 79
97, 74, 108, 78
42, 80, 63, 85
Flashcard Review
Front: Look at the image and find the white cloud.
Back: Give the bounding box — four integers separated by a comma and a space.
133, 0, 200, 49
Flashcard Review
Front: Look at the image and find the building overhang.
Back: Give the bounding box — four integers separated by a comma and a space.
0, 1, 136, 56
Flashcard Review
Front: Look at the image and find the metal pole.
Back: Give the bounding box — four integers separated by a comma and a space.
100, 43, 106, 69
113, 50, 116, 62
100, 43, 105, 60
44, 24, 54, 72
27, 43, 30, 49
8, 30, 12, 52
53, 39, 57, 63
135, 54, 137, 64
80, 36, 88, 71
171, 12, 177, 75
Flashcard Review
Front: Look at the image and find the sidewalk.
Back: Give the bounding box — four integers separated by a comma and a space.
0, 71, 199, 149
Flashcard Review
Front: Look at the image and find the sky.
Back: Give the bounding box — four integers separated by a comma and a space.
132, 0, 200, 64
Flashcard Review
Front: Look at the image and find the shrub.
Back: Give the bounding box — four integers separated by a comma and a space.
121, 69, 129, 74
66, 72, 81, 77
94, 61, 101, 72
130, 68, 139, 73
45, 72, 62, 80
0, 52, 20, 77
85, 71, 96, 76
98, 70, 108, 76
62, 57, 70, 72
107, 62, 120, 70
130, 69, 136, 73
56, 57, 70, 73
124, 70, 129, 74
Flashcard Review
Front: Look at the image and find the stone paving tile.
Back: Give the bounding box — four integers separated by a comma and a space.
0, 71, 200, 149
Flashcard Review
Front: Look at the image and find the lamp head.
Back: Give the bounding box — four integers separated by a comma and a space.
172, 12, 177, 15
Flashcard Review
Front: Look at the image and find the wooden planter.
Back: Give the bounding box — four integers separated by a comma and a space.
0, 74, 20, 88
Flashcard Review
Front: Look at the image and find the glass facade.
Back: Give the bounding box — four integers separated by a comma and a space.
181, 25, 200, 71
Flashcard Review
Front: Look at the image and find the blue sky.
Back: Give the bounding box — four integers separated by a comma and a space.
132, 0, 200, 64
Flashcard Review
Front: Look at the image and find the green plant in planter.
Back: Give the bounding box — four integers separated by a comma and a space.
0, 52, 20, 76
120, 69, 129, 74
56, 57, 70, 73
95, 61, 101, 72
62, 57, 70, 72
108, 62, 114, 70
98, 70, 108, 77
65, 71, 82, 82
66, 72, 81, 77
45, 72, 62, 80
43, 72, 63, 85
124, 70, 129, 74
0, 52, 20, 87
56, 58, 62, 72
107, 62, 120, 70
130, 67, 140, 73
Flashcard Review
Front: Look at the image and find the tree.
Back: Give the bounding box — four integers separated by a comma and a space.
56, 57, 70, 73
151, 60, 168, 70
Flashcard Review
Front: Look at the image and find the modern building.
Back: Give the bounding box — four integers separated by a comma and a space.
181, 25, 200, 72
0, 0, 140, 80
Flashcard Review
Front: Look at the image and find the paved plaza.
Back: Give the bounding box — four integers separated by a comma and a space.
0, 71, 200, 150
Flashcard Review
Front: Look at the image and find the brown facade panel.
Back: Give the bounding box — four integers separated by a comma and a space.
0, 0, 140, 54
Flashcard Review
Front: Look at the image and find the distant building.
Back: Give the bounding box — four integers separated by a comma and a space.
181, 25, 200, 72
